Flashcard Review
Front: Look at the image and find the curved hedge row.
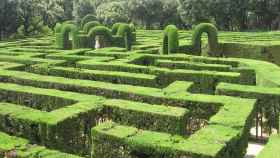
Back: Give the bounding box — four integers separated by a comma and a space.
81, 14, 97, 28
117, 24, 133, 51
57, 24, 79, 49
88, 26, 113, 48
162, 25, 179, 54
83, 21, 101, 33
192, 23, 219, 56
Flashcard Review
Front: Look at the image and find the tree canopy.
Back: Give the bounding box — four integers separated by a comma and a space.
0, 0, 280, 40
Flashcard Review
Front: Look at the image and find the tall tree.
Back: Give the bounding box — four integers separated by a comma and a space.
128, 0, 163, 29
0, 0, 20, 40
37, 0, 64, 27
96, 1, 129, 26
73, 0, 96, 23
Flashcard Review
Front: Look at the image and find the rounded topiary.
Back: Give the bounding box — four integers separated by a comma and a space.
162, 25, 179, 55
192, 23, 219, 56
81, 14, 97, 28
112, 23, 125, 35
117, 24, 133, 51
58, 24, 79, 49
83, 21, 101, 33
88, 26, 113, 48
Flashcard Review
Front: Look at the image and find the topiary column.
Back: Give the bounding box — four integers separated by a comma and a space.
162, 25, 179, 55
117, 24, 133, 51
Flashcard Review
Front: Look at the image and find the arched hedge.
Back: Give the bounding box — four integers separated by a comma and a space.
117, 24, 133, 51
88, 26, 113, 48
81, 14, 97, 28
162, 25, 179, 54
112, 23, 124, 35
83, 21, 101, 33
192, 23, 219, 56
57, 24, 79, 49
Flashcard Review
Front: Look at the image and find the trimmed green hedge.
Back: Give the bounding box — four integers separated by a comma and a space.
192, 23, 219, 56
117, 24, 133, 50
91, 119, 254, 158
88, 26, 113, 48
112, 23, 124, 35
0, 132, 82, 158
83, 21, 101, 33
57, 24, 79, 49
102, 99, 189, 135
257, 134, 280, 158
81, 14, 97, 28
162, 25, 179, 54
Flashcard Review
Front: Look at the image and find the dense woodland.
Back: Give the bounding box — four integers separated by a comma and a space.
0, 0, 280, 40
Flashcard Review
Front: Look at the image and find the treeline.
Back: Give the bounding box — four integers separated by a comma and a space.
1, 0, 280, 40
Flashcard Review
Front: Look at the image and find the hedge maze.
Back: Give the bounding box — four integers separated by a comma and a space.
0, 22, 280, 158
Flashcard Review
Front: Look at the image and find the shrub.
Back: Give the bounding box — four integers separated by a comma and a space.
81, 14, 97, 28
57, 24, 79, 49
192, 23, 219, 56
87, 26, 113, 48
83, 21, 101, 33
117, 24, 133, 50
162, 25, 179, 54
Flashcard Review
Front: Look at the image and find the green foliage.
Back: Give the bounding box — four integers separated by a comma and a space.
111, 23, 123, 35
88, 26, 113, 48
58, 23, 79, 49
83, 21, 101, 33
117, 24, 133, 50
73, 0, 96, 24
80, 14, 97, 28
96, 1, 129, 26
192, 23, 219, 56
162, 25, 179, 54
257, 135, 280, 158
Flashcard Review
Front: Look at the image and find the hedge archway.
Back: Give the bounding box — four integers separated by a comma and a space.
57, 24, 79, 49
83, 21, 101, 33
88, 26, 113, 48
112, 23, 124, 35
117, 24, 133, 51
162, 25, 179, 54
192, 23, 219, 56
81, 14, 97, 28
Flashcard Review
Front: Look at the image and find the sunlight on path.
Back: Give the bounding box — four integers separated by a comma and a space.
245, 142, 264, 158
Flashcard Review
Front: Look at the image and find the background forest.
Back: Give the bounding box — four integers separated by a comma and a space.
1, 0, 280, 40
